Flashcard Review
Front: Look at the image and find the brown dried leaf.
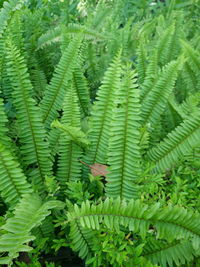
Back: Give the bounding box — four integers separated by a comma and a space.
89, 163, 109, 177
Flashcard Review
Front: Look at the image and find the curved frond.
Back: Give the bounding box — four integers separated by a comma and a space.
143, 239, 198, 267
68, 198, 200, 247
0, 194, 63, 265
105, 69, 141, 200
141, 58, 183, 127
147, 111, 200, 172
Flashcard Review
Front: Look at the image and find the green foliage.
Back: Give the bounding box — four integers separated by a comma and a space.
0, 0, 200, 266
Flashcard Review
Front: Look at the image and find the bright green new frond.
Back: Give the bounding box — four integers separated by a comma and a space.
5, 39, 52, 193
84, 52, 122, 165
143, 239, 198, 267
0, 143, 33, 207
105, 69, 141, 200
141, 58, 183, 127
68, 198, 200, 247
56, 86, 83, 187
0, 194, 63, 265
41, 36, 82, 127
51, 120, 89, 148
147, 111, 200, 172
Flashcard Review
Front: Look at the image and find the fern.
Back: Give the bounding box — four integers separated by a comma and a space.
84, 52, 122, 165
0, 194, 63, 266
0, 143, 33, 207
41, 36, 82, 127
5, 38, 52, 193
105, 68, 141, 200
143, 239, 199, 267
141, 57, 183, 127
56, 85, 83, 188
68, 198, 200, 248
147, 111, 200, 172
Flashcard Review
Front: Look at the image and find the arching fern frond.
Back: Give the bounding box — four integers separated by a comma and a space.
105, 68, 141, 200
68, 198, 200, 247
147, 111, 200, 172
143, 239, 198, 267
84, 52, 122, 165
141, 57, 183, 127
0, 143, 33, 207
0, 0, 25, 37
0, 194, 63, 266
5, 39, 52, 194
0, 95, 12, 148
41, 36, 82, 127
69, 221, 94, 260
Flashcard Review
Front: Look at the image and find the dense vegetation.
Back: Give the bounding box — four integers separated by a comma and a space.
0, 0, 200, 266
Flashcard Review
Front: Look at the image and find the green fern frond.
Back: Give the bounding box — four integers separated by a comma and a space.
137, 39, 147, 85
72, 67, 90, 117
70, 221, 94, 260
55, 86, 83, 187
41, 36, 82, 127
0, 194, 63, 266
0, 143, 33, 207
147, 111, 200, 172
0, 0, 25, 37
5, 39, 52, 193
143, 239, 198, 267
140, 50, 158, 101
84, 52, 122, 165
68, 198, 200, 247
0, 95, 12, 148
105, 68, 141, 200
141, 57, 183, 127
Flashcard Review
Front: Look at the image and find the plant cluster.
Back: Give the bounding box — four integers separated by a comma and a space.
0, 0, 200, 266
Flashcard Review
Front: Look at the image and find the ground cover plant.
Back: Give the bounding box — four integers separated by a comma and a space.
0, 0, 200, 266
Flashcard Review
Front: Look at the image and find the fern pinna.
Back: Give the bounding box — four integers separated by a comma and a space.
0, 0, 200, 266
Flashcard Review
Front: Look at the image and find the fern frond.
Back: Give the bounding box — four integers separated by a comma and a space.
70, 221, 94, 260
68, 198, 200, 247
0, 0, 25, 37
0, 143, 33, 207
141, 58, 183, 127
0, 194, 63, 265
143, 239, 198, 267
84, 52, 122, 165
56, 86, 83, 187
0, 95, 12, 148
147, 111, 200, 172
105, 69, 141, 200
41, 36, 82, 127
137, 39, 147, 84
72, 67, 90, 117
5, 39, 52, 193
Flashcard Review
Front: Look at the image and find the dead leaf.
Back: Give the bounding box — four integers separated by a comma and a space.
89, 163, 109, 177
